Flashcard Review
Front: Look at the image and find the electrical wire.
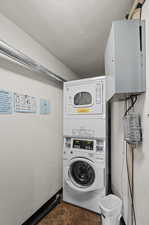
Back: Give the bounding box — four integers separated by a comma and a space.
124, 95, 138, 117
138, 0, 147, 20
132, 147, 135, 225
124, 96, 137, 225
121, 101, 127, 202
126, 144, 136, 225
120, 140, 125, 200
140, 5, 142, 20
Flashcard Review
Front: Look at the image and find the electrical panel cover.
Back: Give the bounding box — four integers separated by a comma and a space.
105, 20, 146, 101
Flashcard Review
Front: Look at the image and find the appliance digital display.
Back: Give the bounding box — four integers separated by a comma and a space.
73, 140, 94, 150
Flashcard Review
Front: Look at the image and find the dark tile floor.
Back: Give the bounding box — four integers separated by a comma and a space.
38, 202, 101, 225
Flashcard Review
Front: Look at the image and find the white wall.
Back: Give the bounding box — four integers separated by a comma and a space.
111, 2, 149, 225
0, 13, 79, 225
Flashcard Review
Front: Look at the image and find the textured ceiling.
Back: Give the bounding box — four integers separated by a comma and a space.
0, 0, 133, 77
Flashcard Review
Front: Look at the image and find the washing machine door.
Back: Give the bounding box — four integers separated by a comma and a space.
65, 158, 98, 192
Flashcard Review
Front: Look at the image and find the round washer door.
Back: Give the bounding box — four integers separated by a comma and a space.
70, 160, 95, 187
66, 158, 97, 192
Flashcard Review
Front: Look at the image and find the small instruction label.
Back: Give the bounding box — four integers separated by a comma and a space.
0, 90, 13, 114
40, 99, 50, 114
14, 93, 37, 113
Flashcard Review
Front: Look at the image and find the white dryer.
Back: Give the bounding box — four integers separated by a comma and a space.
63, 137, 108, 213
63, 76, 106, 139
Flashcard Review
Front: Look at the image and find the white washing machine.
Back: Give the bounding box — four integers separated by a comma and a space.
63, 137, 108, 213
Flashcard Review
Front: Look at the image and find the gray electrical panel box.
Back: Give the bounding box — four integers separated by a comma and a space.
105, 20, 146, 101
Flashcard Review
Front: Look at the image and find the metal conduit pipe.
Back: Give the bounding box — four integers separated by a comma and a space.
128, 0, 145, 19
0, 39, 66, 83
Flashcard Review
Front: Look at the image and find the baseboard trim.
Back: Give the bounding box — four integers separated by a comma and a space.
22, 188, 62, 225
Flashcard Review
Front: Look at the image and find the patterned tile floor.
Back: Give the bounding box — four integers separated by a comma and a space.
38, 202, 101, 225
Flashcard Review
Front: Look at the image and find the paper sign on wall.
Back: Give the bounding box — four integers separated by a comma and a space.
14, 93, 37, 113
40, 99, 50, 114
0, 90, 13, 114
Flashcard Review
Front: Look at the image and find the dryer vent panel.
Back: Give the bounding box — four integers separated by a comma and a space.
105, 20, 146, 101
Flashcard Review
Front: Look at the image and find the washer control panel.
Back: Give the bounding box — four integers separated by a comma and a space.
72, 139, 94, 151
64, 137, 105, 155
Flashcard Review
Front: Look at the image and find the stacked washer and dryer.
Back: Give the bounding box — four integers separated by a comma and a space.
63, 76, 108, 213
